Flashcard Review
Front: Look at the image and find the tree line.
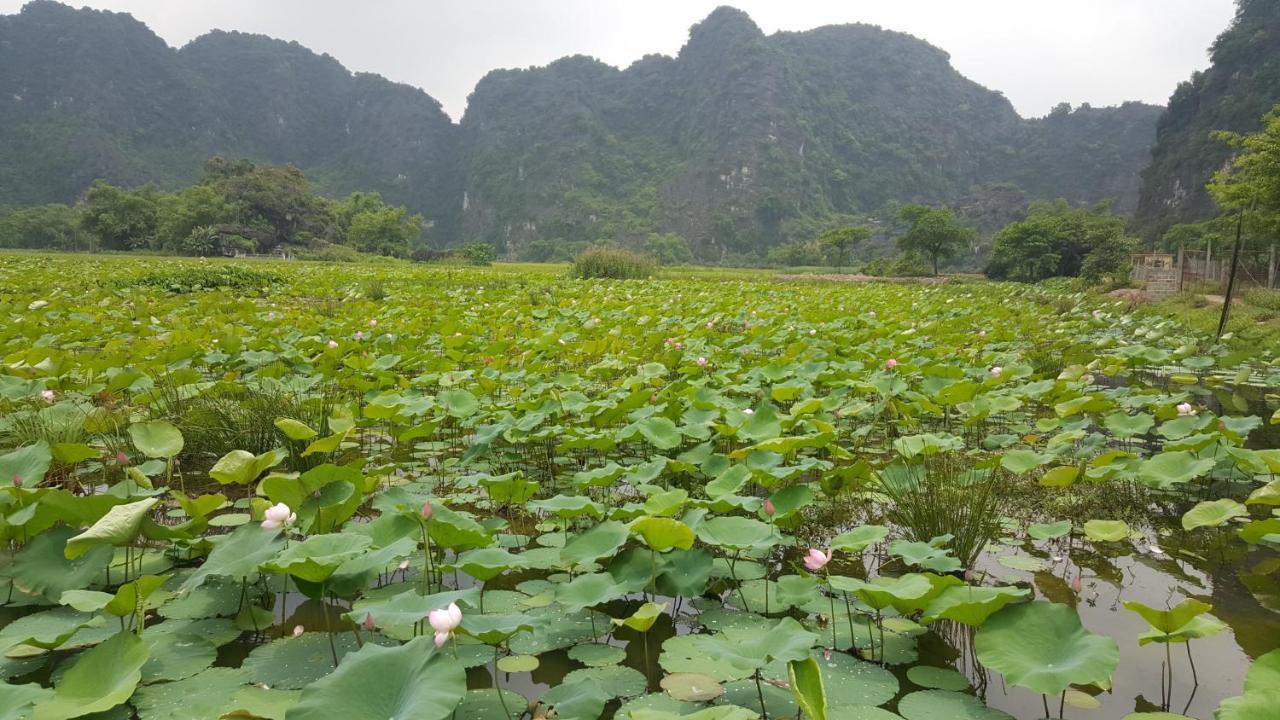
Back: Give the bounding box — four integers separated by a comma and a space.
0, 157, 425, 259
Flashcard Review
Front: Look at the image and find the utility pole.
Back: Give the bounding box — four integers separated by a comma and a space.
1216, 206, 1248, 340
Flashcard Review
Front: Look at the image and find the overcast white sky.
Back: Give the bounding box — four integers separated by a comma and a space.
1, 0, 1238, 120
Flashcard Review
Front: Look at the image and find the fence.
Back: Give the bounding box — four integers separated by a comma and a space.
1132, 245, 1278, 298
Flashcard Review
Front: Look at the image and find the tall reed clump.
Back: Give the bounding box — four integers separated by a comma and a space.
571, 247, 656, 280
878, 454, 1007, 569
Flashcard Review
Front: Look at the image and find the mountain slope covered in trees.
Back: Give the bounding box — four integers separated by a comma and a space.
1133, 0, 1280, 240
1, 1, 1161, 259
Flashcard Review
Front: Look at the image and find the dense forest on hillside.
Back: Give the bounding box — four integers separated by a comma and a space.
1134, 0, 1280, 240
0, 1, 1161, 262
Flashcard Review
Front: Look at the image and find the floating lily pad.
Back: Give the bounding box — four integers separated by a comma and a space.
568, 643, 626, 667
497, 654, 539, 673
897, 690, 1014, 720
563, 665, 647, 699
906, 665, 970, 691
661, 672, 724, 702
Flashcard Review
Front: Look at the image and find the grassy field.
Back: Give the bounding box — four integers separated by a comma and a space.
0, 252, 1277, 720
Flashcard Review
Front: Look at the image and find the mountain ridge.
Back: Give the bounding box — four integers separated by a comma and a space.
0, 1, 1162, 259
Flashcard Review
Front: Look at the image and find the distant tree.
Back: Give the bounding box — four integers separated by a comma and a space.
818, 224, 870, 272
766, 240, 825, 267
155, 184, 238, 251
985, 200, 1136, 284
460, 242, 497, 266
0, 204, 88, 251
896, 205, 975, 276
336, 192, 422, 258
80, 181, 161, 250
1209, 102, 1280, 237
202, 159, 333, 249
643, 232, 693, 265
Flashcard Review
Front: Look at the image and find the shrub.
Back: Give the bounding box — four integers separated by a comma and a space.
461, 243, 497, 266
571, 247, 656, 280
1243, 288, 1280, 312
122, 264, 281, 293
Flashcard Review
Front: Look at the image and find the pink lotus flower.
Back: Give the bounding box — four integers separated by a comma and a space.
763, 498, 776, 517
262, 503, 296, 530
369, 319, 378, 327
1071, 574, 1083, 594
363, 613, 376, 631
804, 548, 831, 572
116, 451, 129, 466
293, 625, 305, 637
696, 357, 707, 367
398, 559, 410, 571
40, 390, 55, 402
327, 340, 339, 349
421, 502, 433, 521
706, 322, 715, 330
885, 358, 898, 370
990, 366, 1003, 378
12, 474, 22, 489
1176, 402, 1196, 417
809, 329, 817, 336
355, 331, 365, 340
428, 602, 462, 648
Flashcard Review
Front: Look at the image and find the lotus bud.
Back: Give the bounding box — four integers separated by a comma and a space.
763, 498, 776, 517
327, 340, 339, 349
421, 502, 433, 521
293, 625, 304, 637
885, 358, 898, 370
363, 613, 376, 631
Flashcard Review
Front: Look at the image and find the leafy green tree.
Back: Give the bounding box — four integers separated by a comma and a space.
202, 158, 333, 249
1209, 103, 1280, 238
818, 225, 871, 272
642, 233, 693, 265
0, 204, 89, 250
155, 185, 238, 251
896, 205, 975, 276
767, 240, 825, 267
80, 181, 161, 250
336, 192, 423, 258
460, 242, 497, 266
985, 200, 1136, 284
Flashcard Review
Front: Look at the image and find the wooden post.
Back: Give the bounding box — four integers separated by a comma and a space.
1217, 208, 1247, 341
1177, 245, 1185, 292
1269, 242, 1276, 289
1206, 238, 1214, 283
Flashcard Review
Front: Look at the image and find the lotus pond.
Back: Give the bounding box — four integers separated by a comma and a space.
0, 254, 1278, 720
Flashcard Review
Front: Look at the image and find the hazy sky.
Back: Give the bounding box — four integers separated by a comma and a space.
1, 0, 1238, 120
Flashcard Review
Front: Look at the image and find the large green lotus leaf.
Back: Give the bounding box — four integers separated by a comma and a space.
999, 449, 1052, 474
223, 685, 302, 720
439, 389, 479, 418
568, 643, 626, 667
539, 678, 609, 720
643, 489, 689, 518
659, 634, 757, 682
261, 533, 372, 583
920, 586, 1030, 626
896, 690, 1013, 720
530, 495, 605, 520
0, 607, 104, 653
460, 613, 536, 645
613, 602, 666, 633
764, 649, 898, 708
715, 679, 795, 718
906, 666, 970, 691
453, 689, 526, 720
832, 525, 889, 552
1137, 451, 1215, 490
829, 574, 932, 612
286, 635, 466, 720
1027, 520, 1072, 541
1138, 614, 1225, 645
131, 666, 248, 720
564, 666, 647, 699
0, 683, 53, 720
64, 497, 158, 559
244, 632, 366, 689
1181, 499, 1249, 531
887, 541, 961, 574
1238, 518, 1280, 545
1122, 598, 1213, 635
275, 417, 318, 441
455, 547, 527, 582
508, 608, 609, 655
0, 442, 52, 487
630, 517, 695, 552
159, 576, 242, 619
1216, 691, 1280, 720
209, 448, 285, 485
572, 463, 627, 489
719, 617, 818, 668
1103, 412, 1155, 438
705, 466, 752, 499
975, 601, 1118, 696
635, 416, 682, 450
349, 587, 479, 633
659, 673, 724, 703
10, 526, 112, 602
102, 574, 169, 618
128, 420, 184, 459
560, 521, 630, 568
696, 516, 778, 551
615, 692, 701, 719
427, 504, 494, 550
1245, 648, 1280, 693
654, 548, 714, 598
1247, 480, 1280, 506
31, 630, 148, 720
146, 617, 240, 647
556, 573, 628, 612
140, 632, 216, 684
1083, 519, 1132, 543
787, 657, 826, 720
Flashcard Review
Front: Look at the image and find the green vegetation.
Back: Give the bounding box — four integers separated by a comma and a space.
0, 158, 424, 258
0, 254, 1275, 720
986, 201, 1136, 285
571, 246, 657, 279
896, 205, 975, 276
0, 2, 1159, 261
1134, 0, 1280, 239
